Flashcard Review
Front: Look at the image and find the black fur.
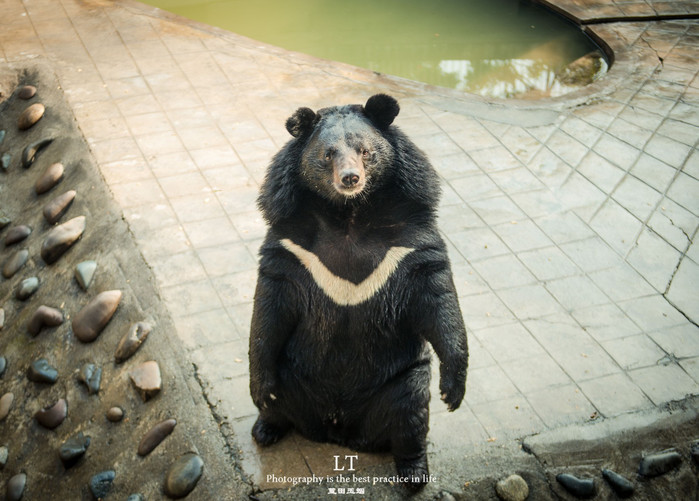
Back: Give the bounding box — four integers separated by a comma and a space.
250, 94, 468, 492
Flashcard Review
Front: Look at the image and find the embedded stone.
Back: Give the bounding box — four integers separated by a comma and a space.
72, 289, 121, 342
35, 162, 64, 195
602, 469, 634, 498
638, 450, 682, 477
35, 398, 67, 429
0, 357, 6, 377
43, 190, 76, 224
17, 85, 37, 99
59, 432, 90, 468
129, 360, 162, 401
138, 418, 176, 456
27, 358, 58, 384
18, 102, 45, 130
0, 130, 4, 145
115, 322, 152, 363
2, 249, 29, 278
0, 446, 7, 469
16, 277, 39, 301
0, 217, 10, 230
75, 260, 97, 290
27, 305, 63, 336
127, 495, 145, 501
5, 225, 31, 245
7, 472, 26, 501
0, 393, 14, 421
78, 363, 102, 395
556, 473, 595, 498
41, 215, 86, 264
106, 406, 124, 422
21, 137, 53, 168
164, 453, 204, 499
0, 309, 4, 330
1, 153, 10, 171
495, 474, 529, 501
89, 470, 115, 499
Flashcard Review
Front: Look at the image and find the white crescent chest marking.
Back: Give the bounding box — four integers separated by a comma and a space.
280, 238, 415, 306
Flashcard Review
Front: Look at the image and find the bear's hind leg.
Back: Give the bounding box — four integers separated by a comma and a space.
392, 404, 429, 491
252, 413, 291, 446
358, 363, 431, 491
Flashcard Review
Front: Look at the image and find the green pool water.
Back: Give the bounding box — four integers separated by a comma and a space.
144, 0, 606, 98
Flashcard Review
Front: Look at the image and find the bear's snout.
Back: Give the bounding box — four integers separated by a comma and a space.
333, 153, 366, 196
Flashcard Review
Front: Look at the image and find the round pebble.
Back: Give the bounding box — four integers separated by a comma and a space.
27, 358, 58, 384
602, 468, 634, 498
638, 449, 682, 477
138, 418, 177, 456
72, 289, 121, 342
89, 470, 115, 499
0, 356, 6, 377
16, 277, 40, 301
43, 190, 76, 224
27, 305, 64, 337
5, 225, 31, 245
35, 162, 64, 195
127, 495, 145, 501
0, 309, 4, 330
2, 249, 29, 278
78, 363, 102, 395
17, 85, 37, 99
35, 398, 67, 429
41, 215, 86, 264
1, 152, 10, 171
0, 445, 8, 470
115, 322, 152, 363
21, 137, 53, 168
164, 453, 204, 499
0, 393, 14, 421
59, 432, 90, 468
495, 474, 529, 501
18, 102, 45, 130
7, 472, 26, 501
75, 260, 97, 290
129, 360, 162, 401
0, 130, 5, 145
556, 473, 595, 498
106, 406, 124, 422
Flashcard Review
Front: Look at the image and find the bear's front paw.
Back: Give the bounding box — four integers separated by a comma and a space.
251, 379, 278, 410
252, 416, 289, 446
439, 374, 466, 412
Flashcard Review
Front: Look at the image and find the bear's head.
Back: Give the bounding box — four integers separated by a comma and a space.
285, 94, 400, 203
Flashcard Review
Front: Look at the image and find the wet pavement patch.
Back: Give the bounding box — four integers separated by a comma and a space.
0, 64, 247, 499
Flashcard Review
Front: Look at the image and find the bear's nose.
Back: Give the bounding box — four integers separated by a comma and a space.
341, 173, 360, 188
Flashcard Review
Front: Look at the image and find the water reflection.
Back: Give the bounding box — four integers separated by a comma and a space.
440, 51, 607, 98
143, 0, 607, 99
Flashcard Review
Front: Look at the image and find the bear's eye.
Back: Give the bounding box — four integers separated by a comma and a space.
324, 150, 333, 161
361, 149, 370, 159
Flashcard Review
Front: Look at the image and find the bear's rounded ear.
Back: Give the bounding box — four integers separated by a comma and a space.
364, 94, 400, 130
285, 107, 317, 138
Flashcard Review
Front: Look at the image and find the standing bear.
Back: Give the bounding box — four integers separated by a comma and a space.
249, 94, 468, 491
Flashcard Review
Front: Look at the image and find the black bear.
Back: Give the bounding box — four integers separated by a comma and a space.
249, 94, 468, 491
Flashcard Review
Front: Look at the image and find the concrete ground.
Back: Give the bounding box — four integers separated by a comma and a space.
0, 0, 698, 499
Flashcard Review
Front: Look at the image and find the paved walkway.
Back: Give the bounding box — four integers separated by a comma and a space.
1, 0, 697, 495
